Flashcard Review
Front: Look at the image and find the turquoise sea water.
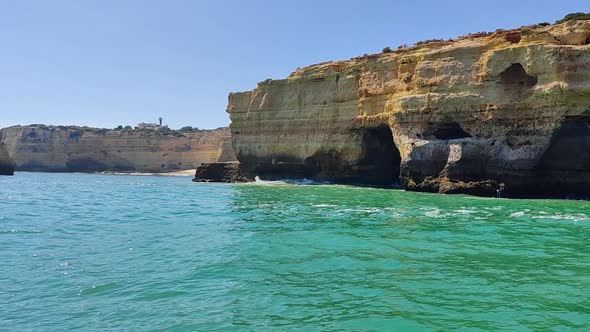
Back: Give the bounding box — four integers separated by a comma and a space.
1, 172, 589, 331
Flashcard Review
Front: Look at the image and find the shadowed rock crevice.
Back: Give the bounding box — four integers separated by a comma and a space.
66, 158, 108, 172
500, 63, 538, 87
423, 122, 471, 140
519, 114, 590, 198
304, 126, 401, 185
0, 143, 14, 175
585, 35, 590, 45
538, 114, 590, 171
499, 63, 538, 99
357, 126, 401, 185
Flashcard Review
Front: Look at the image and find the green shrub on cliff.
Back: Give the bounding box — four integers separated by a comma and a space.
180, 126, 201, 132
69, 130, 84, 139
415, 39, 445, 46
556, 13, 590, 24
94, 128, 109, 135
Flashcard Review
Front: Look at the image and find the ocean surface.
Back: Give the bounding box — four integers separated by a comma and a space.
1, 172, 589, 331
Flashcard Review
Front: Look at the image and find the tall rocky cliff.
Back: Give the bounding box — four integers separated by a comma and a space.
210, 19, 590, 198
1, 126, 235, 173
0, 143, 14, 175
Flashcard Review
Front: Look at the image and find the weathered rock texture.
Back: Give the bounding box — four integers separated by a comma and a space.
1, 126, 235, 173
216, 19, 590, 198
0, 143, 14, 175
193, 162, 249, 183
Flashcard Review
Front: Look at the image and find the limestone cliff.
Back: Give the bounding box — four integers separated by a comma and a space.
1, 126, 235, 173
0, 143, 14, 175
214, 19, 590, 198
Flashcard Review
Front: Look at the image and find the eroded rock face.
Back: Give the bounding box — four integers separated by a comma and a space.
223, 20, 590, 198
193, 162, 251, 183
0, 126, 235, 173
0, 143, 14, 175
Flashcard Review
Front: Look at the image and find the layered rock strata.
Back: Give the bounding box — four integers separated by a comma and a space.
0, 143, 14, 175
199, 19, 590, 198
1, 126, 235, 173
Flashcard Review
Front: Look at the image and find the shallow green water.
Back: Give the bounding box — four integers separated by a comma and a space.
1, 173, 589, 330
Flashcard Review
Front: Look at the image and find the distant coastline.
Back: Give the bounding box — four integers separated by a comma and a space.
0, 124, 236, 174
100, 169, 197, 177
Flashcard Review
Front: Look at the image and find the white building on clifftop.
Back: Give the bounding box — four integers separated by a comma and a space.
135, 122, 162, 130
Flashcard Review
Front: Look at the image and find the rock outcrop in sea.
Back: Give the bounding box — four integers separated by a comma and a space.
0, 143, 14, 175
1, 125, 235, 173
196, 17, 590, 198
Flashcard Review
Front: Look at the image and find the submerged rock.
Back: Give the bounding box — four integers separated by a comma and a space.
203, 19, 590, 198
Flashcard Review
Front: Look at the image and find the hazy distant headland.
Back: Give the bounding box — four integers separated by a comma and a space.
0, 124, 235, 173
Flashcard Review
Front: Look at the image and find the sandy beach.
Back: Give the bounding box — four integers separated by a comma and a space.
100, 169, 196, 177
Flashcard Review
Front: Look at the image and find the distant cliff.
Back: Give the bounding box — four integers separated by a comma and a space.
0, 143, 14, 175
1, 125, 235, 173
198, 17, 590, 198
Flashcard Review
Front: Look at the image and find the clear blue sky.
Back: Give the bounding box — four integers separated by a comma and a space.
1, 1, 588, 129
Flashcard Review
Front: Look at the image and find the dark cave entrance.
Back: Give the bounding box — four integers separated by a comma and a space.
534, 114, 590, 197
357, 125, 401, 186
500, 63, 538, 87
499, 63, 538, 100
66, 158, 108, 172
585, 36, 590, 45
423, 122, 471, 140
538, 114, 590, 171
500, 63, 537, 88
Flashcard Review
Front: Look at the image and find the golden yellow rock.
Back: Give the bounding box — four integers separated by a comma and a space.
1, 126, 235, 173
223, 20, 590, 198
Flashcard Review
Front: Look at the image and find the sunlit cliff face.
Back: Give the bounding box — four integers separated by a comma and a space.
224, 20, 590, 198
0, 126, 234, 173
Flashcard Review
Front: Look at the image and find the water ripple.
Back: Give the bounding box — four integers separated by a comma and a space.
0, 173, 589, 330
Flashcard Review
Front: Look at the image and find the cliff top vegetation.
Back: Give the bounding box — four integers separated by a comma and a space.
378, 12, 590, 55
3, 124, 227, 138
556, 12, 590, 24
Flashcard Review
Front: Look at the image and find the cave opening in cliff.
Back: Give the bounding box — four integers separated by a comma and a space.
358, 125, 401, 186
500, 63, 537, 88
66, 158, 108, 172
538, 114, 590, 172
423, 122, 471, 140
535, 113, 590, 197
585, 35, 590, 45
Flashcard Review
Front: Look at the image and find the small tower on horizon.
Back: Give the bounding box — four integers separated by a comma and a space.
158, 117, 163, 127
